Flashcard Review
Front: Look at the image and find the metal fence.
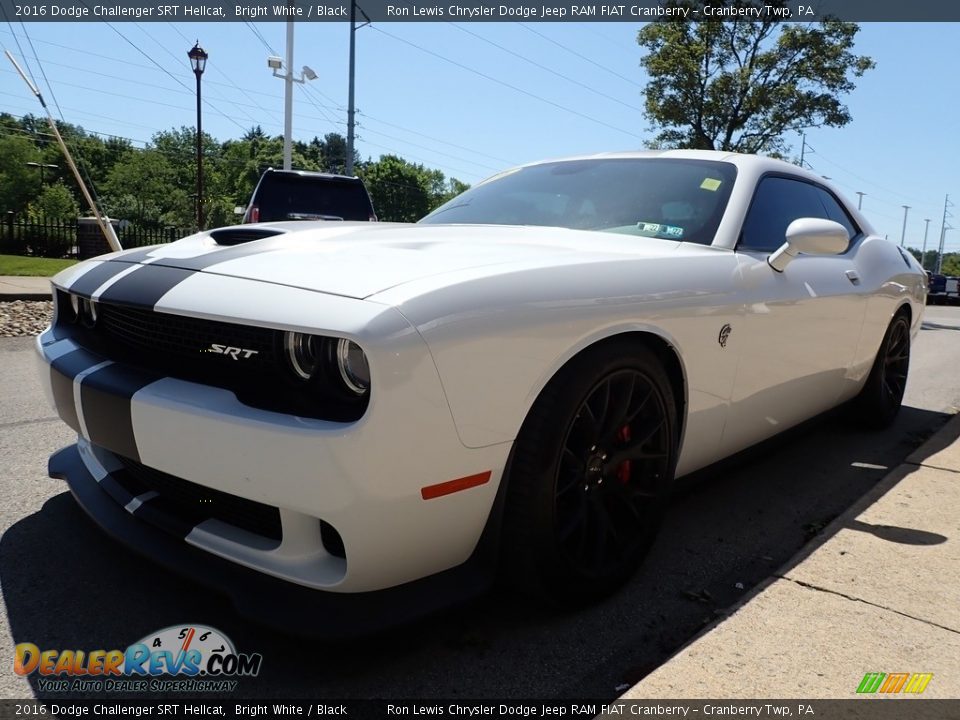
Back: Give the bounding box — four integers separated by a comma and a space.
0, 217, 188, 258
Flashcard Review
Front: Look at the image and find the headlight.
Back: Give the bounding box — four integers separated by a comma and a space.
285, 331, 322, 380
283, 332, 371, 397
69, 294, 98, 328
336, 338, 370, 395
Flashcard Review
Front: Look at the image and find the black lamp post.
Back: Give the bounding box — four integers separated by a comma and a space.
188, 42, 208, 230
26, 161, 58, 192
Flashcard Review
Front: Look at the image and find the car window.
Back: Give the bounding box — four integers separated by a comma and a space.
420, 158, 737, 246
739, 177, 828, 252
814, 186, 859, 239
255, 176, 373, 222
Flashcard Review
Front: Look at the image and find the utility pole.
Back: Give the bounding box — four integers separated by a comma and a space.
798, 133, 811, 169
856, 191, 866, 210
899, 205, 910, 248
346, 1, 369, 176
935, 194, 953, 275
921, 218, 931, 270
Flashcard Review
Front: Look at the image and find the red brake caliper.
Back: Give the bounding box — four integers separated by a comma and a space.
617, 425, 632, 484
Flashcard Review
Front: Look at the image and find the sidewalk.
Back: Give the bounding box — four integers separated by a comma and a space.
0, 276, 53, 301
624, 412, 960, 700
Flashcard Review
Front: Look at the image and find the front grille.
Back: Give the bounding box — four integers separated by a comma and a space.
54, 291, 368, 421
97, 303, 279, 374
116, 456, 283, 542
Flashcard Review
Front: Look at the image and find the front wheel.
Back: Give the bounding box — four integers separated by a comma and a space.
852, 312, 911, 429
501, 341, 678, 604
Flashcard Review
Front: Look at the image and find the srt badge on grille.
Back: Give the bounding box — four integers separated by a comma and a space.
207, 343, 259, 360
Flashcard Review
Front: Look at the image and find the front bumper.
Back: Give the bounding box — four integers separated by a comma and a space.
51, 443, 501, 638
36, 291, 512, 598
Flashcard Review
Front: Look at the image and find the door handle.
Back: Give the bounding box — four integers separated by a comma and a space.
845, 270, 861, 286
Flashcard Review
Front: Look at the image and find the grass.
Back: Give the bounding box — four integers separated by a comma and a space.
0, 254, 78, 277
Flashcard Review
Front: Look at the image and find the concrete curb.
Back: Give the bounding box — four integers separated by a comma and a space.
623, 410, 960, 699
0, 294, 53, 302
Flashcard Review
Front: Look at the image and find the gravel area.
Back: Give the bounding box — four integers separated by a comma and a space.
0, 300, 54, 338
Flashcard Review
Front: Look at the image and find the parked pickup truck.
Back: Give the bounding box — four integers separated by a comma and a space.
928, 273, 959, 305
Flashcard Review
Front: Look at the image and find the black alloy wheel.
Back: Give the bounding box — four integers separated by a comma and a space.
555, 369, 671, 579
881, 316, 910, 408
501, 341, 677, 603
853, 311, 911, 429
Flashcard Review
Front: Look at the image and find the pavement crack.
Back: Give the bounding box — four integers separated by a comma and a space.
778, 575, 960, 636
0, 416, 60, 430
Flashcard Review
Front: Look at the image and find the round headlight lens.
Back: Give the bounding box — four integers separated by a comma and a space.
78, 298, 98, 328
285, 331, 322, 380
336, 338, 370, 395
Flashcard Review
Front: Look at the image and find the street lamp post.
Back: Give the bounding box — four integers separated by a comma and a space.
25, 161, 58, 192
268, 23, 317, 172
188, 42, 208, 231
899, 205, 910, 248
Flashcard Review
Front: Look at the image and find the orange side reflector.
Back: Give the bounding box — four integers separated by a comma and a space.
421, 471, 492, 500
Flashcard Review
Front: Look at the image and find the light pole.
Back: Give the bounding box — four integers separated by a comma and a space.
26, 161, 58, 192
899, 205, 910, 248
188, 42, 208, 231
268, 22, 317, 171
921, 218, 931, 270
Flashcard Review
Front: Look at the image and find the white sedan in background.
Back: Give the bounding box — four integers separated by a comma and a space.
36, 150, 926, 634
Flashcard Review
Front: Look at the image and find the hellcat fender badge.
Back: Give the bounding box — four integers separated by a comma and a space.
718, 324, 732, 348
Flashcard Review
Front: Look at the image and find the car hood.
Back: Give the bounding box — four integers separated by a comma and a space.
105, 222, 685, 300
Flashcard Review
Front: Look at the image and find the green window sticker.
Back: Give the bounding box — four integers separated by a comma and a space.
700, 178, 722, 191
637, 222, 684, 238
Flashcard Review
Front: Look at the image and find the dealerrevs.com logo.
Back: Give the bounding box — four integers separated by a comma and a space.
14, 625, 263, 693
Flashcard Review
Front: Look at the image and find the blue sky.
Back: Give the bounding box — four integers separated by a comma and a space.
1, 20, 957, 253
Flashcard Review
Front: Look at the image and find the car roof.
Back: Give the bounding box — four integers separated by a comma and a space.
518, 148, 814, 178
261, 168, 362, 182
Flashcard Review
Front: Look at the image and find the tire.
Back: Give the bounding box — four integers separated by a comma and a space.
501, 340, 678, 604
852, 311, 911, 429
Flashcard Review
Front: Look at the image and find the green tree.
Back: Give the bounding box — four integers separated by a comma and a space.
361, 155, 449, 222
638, 3, 875, 155
26, 181, 80, 220
0, 136, 38, 213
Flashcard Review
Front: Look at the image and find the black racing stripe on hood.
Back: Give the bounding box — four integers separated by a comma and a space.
149, 237, 289, 271
113, 246, 164, 264
97, 265, 196, 309
69, 261, 135, 298
91, 238, 290, 307
79, 364, 163, 463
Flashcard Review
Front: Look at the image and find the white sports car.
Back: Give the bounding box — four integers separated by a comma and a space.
37, 150, 926, 634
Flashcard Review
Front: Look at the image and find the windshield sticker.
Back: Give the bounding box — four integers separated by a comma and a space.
700, 178, 723, 191
637, 222, 684, 238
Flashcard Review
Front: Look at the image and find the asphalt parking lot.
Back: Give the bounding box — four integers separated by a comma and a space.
2, 306, 960, 701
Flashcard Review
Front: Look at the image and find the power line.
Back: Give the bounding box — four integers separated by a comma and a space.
449, 23, 644, 114
519, 23, 644, 90
371, 25, 643, 141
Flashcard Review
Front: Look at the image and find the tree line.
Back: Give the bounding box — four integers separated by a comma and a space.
0, 113, 470, 231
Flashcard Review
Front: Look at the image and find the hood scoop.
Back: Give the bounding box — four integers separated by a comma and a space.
209, 227, 286, 246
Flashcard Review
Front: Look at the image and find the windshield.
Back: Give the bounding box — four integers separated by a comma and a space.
256, 176, 374, 222
420, 158, 737, 245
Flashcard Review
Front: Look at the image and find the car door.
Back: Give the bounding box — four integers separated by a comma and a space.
720, 175, 868, 456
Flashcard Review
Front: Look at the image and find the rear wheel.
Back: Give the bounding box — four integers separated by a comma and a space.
502, 341, 678, 603
852, 311, 911, 429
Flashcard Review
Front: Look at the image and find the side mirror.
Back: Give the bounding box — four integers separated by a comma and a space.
767, 218, 849, 272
